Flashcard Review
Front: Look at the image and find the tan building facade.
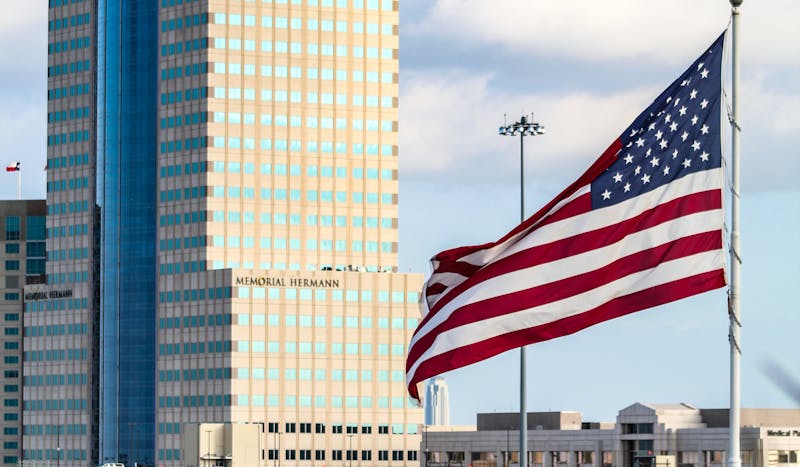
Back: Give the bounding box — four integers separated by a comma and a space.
155, 0, 423, 465
422, 403, 800, 467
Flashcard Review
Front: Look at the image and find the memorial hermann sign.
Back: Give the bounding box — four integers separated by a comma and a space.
234, 275, 340, 288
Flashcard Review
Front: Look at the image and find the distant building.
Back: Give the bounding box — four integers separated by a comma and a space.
422, 402, 800, 467
425, 377, 451, 426
0, 200, 46, 466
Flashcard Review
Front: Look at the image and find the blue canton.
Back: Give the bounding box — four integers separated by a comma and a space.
591, 34, 725, 208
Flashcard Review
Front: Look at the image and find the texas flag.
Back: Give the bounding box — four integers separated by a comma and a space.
5, 162, 20, 172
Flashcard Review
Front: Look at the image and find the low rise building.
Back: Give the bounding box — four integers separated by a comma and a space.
422, 402, 800, 467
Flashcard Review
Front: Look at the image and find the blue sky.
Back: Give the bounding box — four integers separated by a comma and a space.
2, 1, 798, 425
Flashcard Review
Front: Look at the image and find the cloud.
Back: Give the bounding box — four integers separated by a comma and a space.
400, 70, 660, 185
410, 0, 799, 69
400, 67, 800, 192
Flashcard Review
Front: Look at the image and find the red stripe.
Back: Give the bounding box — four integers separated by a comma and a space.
407, 230, 722, 368
417, 189, 721, 332
408, 269, 725, 399
429, 140, 621, 267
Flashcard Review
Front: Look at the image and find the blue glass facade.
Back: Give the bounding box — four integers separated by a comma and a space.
97, 1, 158, 465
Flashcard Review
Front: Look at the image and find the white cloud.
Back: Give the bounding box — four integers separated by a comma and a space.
400, 70, 658, 183
410, 0, 799, 68
400, 67, 800, 191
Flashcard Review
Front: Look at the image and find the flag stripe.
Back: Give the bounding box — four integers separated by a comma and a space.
419, 170, 721, 330
407, 229, 722, 370
408, 269, 725, 400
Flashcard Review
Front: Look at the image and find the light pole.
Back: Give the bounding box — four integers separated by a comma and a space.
498, 113, 545, 467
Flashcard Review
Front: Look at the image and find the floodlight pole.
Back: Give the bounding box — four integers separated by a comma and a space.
728, 3, 743, 467
498, 114, 545, 467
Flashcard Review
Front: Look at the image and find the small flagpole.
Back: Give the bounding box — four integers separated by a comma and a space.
17, 169, 21, 200
728, 2, 742, 467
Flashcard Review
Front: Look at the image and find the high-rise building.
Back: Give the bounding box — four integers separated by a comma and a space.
424, 377, 450, 426
0, 200, 46, 467
29, 1, 422, 466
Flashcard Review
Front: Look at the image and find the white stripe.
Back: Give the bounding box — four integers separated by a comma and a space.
425, 169, 720, 309
456, 185, 592, 268
408, 247, 724, 382
416, 207, 722, 345
482, 168, 721, 266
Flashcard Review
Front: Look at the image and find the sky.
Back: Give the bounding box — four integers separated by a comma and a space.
2, 1, 798, 425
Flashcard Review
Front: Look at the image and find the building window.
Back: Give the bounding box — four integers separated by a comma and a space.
5, 216, 20, 240
300, 423, 311, 433
315, 423, 325, 433
315, 450, 325, 461
285, 423, 296, 433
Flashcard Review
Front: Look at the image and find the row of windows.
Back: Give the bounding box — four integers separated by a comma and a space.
157, 448, 413, 463
212, 188, 394, 203
212, 212, 393, 229
214, 16, 393, 35
23, 373, 88, 387
164, 0, 391, 8
159, 260, 206, 275
48, 36, 91, 54
31, 270, 89, 287
159, 287, 232, 304
23, 424, 87, 436
47, 14, 90, 31
161, 61, 207, 80
47, 60, 91, 78
160, 37, 208, 57
48, 106, 91, 123
47, 84, 90, 101
205, 138, 395, 156
23, 348, 88, 362
160, 161, 208, 178
213, 114, 395, 132
159, 236, 206, 252
47, 130, 90, 146
159, 284, 414, 304
47, 177, 90, 193
160, 367, 407, 383
210, 87, 396, 108
160, 136, 206, 153
47, 222, 90, 238
49, 0, 88, 8
160, 13, 208, 32
160, 340, 407, 357
46, 153, 90, 170
212, 40, 394, 61
23, 399, 87, 411
4, 241, 46, 257
164, 257, 393, 274
156, 393, 413, 410
211, 161, 394, 178
47, 200, 91, 214
159, 111, 207, 128
160, 85, 207, 104
24, 323, 88, 337
158, 210, 206, 226
23, 449, 86, 462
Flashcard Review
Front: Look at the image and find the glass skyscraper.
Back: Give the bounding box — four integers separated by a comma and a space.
28, 0, 422, 466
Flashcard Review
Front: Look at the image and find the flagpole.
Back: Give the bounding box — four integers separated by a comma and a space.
728, 3, 742, 467
498, 115, 545, 467
17, 169, 21, 200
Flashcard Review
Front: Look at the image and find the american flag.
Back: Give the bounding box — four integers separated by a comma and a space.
406, 32, 727, 402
